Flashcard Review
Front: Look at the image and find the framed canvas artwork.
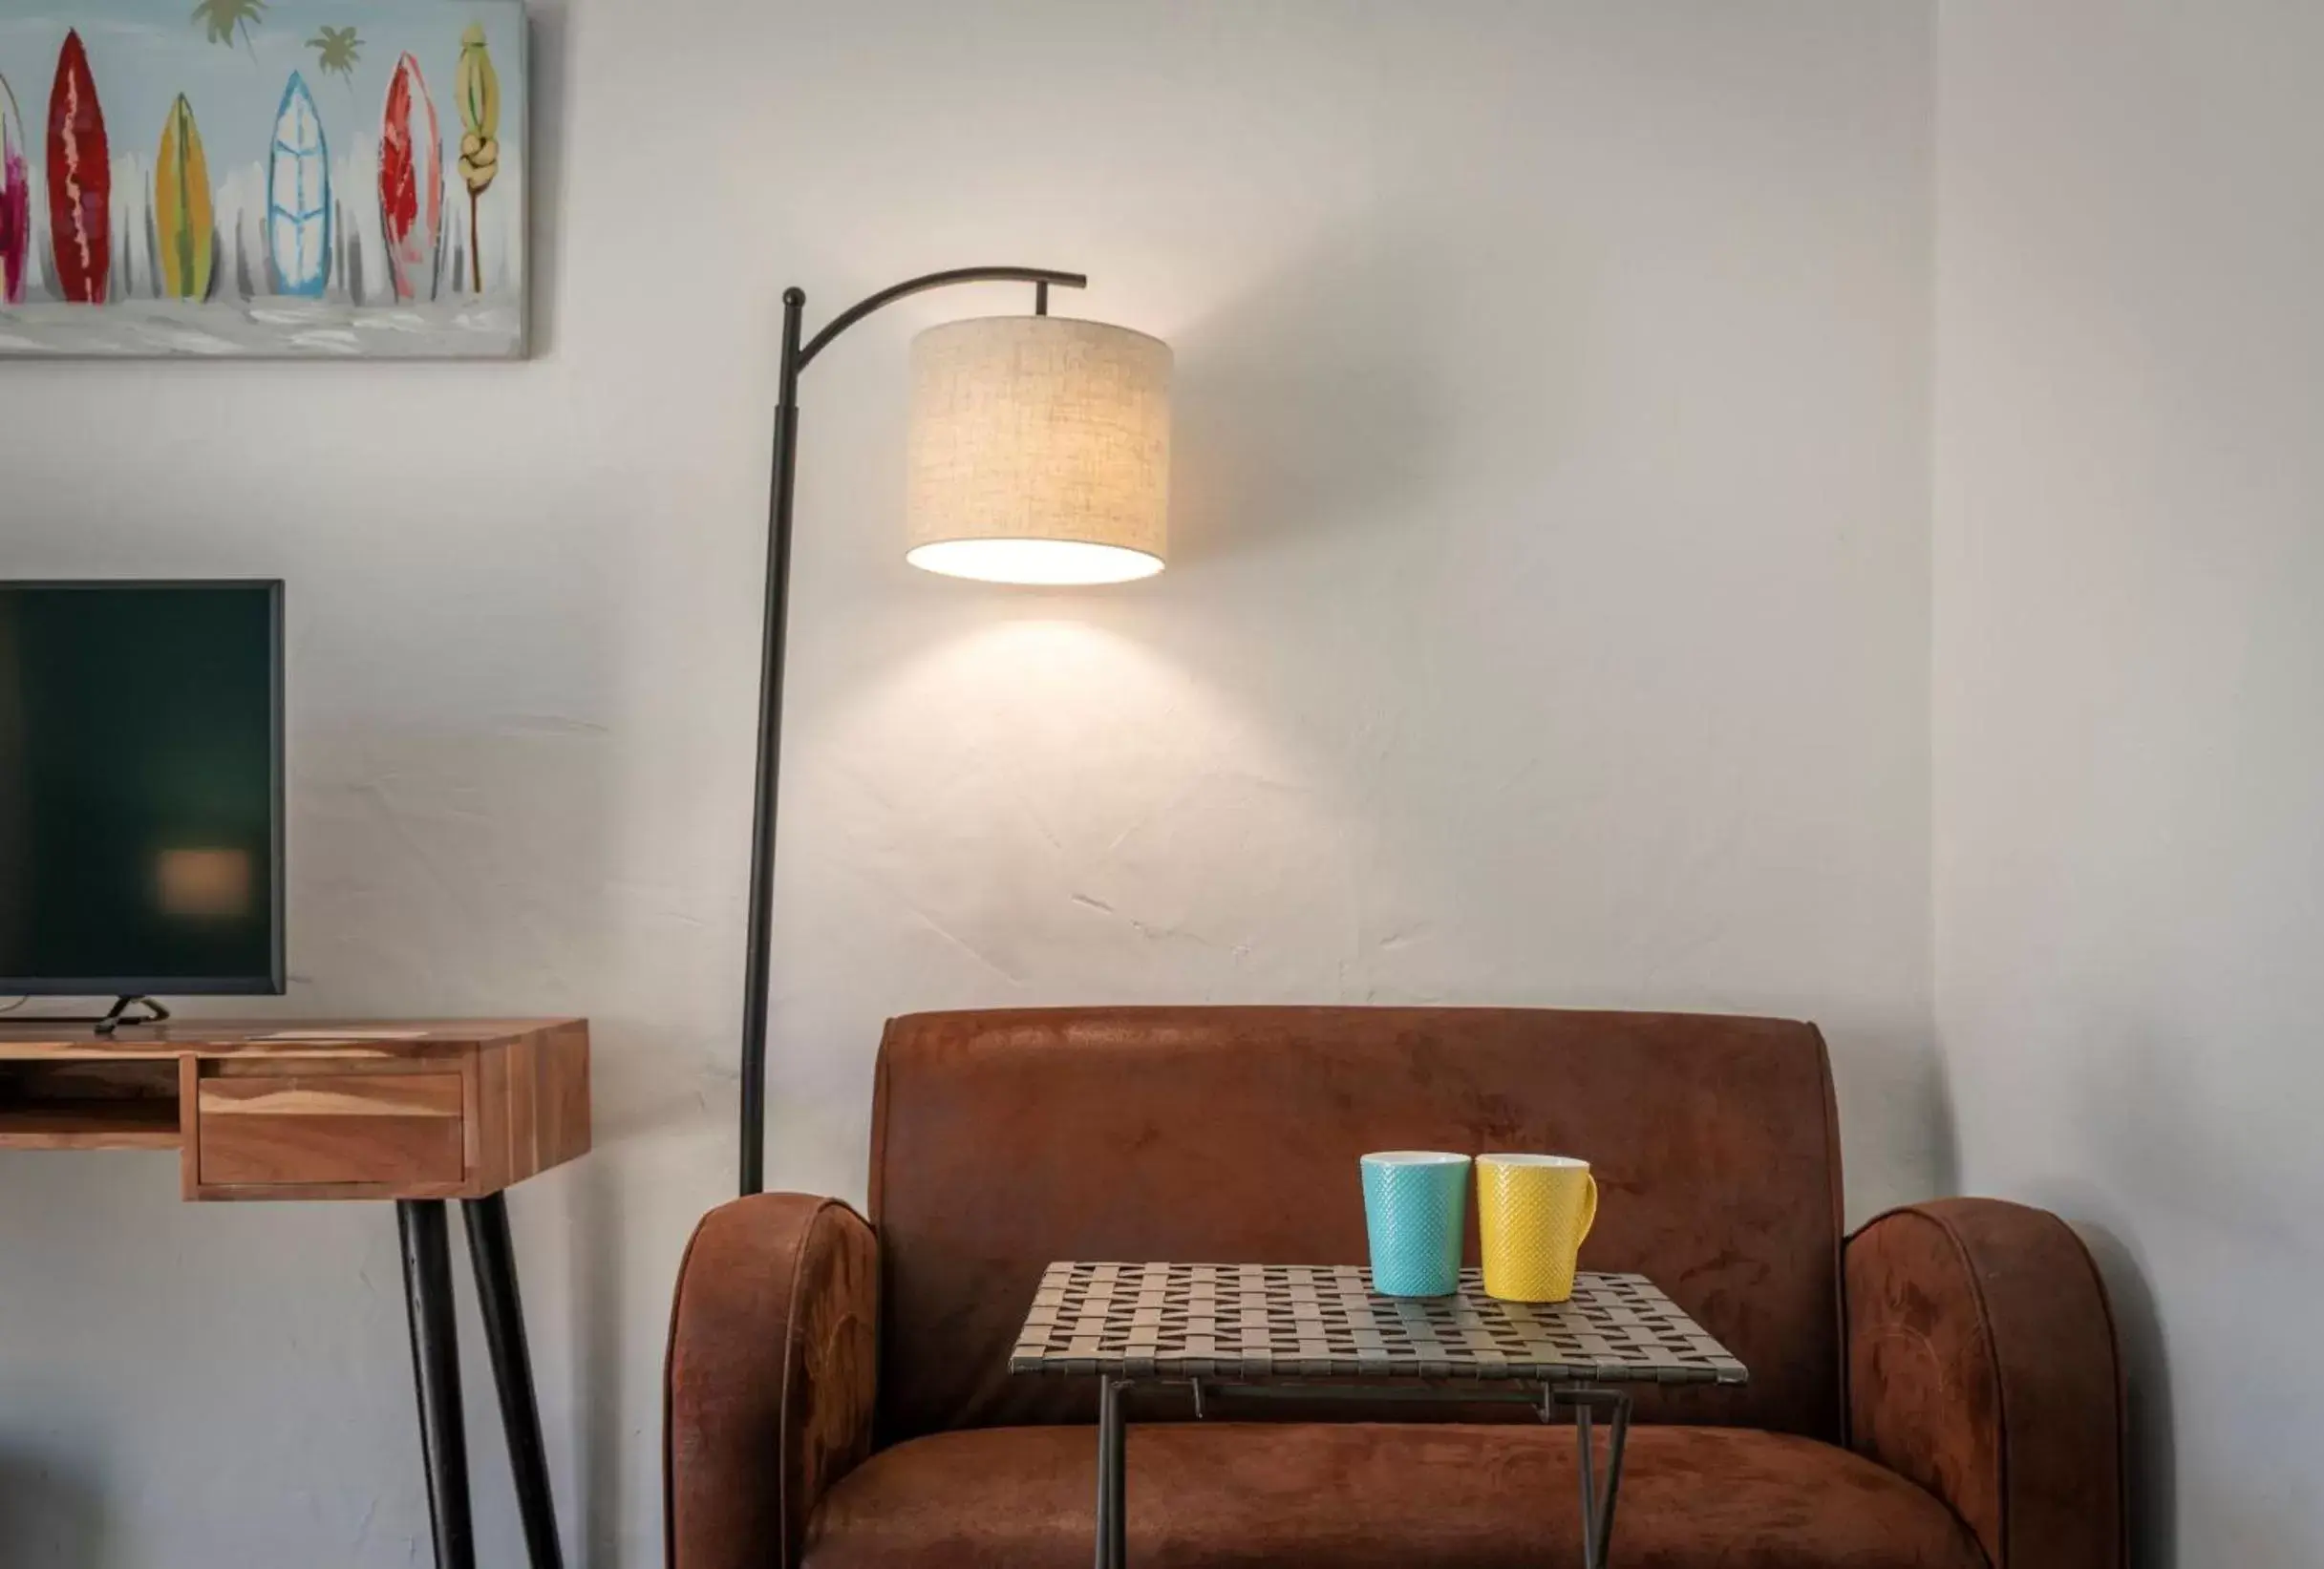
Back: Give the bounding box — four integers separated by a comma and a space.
0, 0, 525, 358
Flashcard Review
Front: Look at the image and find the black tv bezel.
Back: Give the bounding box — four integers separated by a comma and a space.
0, 579, 288, 998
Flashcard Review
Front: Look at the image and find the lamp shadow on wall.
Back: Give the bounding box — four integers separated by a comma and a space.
2073, 1219, 2174, 1569
1164, 218, 1478, 569
0, 1446, 108, 1569
572, 1154, 626, 1566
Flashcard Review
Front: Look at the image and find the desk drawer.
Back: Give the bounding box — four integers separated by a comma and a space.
196, 1071, 466, 1189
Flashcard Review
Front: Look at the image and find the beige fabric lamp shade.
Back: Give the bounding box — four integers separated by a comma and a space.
906, 316, 1172, 584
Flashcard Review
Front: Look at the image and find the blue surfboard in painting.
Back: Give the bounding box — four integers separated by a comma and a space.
267, 74, 330, 298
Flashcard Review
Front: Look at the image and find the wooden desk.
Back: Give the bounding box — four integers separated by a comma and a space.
0, 1019, 589, 1569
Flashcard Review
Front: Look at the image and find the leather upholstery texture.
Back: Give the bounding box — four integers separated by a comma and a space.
666, 1193, 879, 1569
665, 1007, 2125, 1569
1847, 1198, 2126, 1569
801, 1423, 1987, 1569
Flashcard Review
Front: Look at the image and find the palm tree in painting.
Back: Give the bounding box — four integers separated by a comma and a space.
308, 26, 362, 97
191, 0, 267, 63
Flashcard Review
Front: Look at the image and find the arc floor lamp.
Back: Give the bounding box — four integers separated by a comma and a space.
737, 267, 1174, 1195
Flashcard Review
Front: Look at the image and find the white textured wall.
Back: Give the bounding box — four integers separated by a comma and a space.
0, 4, 1937, 1564
1934, 3, 2324, 1564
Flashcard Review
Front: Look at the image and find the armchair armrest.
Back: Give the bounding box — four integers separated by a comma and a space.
1845, 1198, 2125, 1569
665, 1194, 879, 1569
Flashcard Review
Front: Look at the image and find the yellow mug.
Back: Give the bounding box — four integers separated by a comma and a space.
1476, 1154, 1599, 1303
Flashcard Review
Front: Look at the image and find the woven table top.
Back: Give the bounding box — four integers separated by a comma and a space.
1009, 1262, 1749, 1386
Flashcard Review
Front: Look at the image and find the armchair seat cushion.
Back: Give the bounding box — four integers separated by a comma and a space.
800, 1421, 1987, 1569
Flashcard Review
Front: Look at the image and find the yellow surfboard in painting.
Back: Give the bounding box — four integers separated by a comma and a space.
155, 94, 215, 302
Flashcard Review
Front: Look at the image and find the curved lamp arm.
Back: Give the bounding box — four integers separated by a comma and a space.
799, 266, 1087, 369
738, 266, 1089, 1198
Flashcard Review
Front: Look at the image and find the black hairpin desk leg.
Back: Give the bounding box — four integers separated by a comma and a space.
398, 1199, 476, 1569
464, 1193, 567, 1569
397, 1196, 567, 1569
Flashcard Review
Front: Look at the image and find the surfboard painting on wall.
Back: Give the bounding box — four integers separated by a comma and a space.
0, 0, 524, 357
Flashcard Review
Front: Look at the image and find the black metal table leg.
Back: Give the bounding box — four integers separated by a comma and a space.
462, 1194, 566, 1569
1094, 1375, 1127, 1568
1575, 1397, 1599, 1569
1594, 1391, 1632, 1566
398, 1199, 476, 1569
1556, 1386, 1632, 1569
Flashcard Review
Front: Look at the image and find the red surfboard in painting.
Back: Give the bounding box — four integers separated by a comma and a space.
0, 75, 31, 306
378, 53, 442, 302
46, 29, 109, 305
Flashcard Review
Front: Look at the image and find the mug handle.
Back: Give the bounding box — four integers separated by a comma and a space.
1577, 1173, 1599, 1244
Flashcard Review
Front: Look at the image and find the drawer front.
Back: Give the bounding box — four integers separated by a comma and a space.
197, 1072, 466, 1188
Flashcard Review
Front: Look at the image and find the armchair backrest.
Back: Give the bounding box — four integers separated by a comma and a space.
868, 1007, 1844, 1444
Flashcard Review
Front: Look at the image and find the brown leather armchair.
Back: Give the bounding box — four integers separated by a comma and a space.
667, 1007, 2124, 1568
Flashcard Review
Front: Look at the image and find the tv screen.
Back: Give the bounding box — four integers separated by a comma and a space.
0, 582, 285, 995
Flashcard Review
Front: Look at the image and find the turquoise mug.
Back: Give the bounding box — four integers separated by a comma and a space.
1360, 1151, 1470, 1297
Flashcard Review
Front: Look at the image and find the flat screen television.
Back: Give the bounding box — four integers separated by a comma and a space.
0, 582, 285, 997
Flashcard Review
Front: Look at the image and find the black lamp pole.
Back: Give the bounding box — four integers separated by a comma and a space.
737, 265, 1089, 1197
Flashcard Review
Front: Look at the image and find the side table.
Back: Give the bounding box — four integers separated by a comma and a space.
1010, 1262, 1748, 1569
